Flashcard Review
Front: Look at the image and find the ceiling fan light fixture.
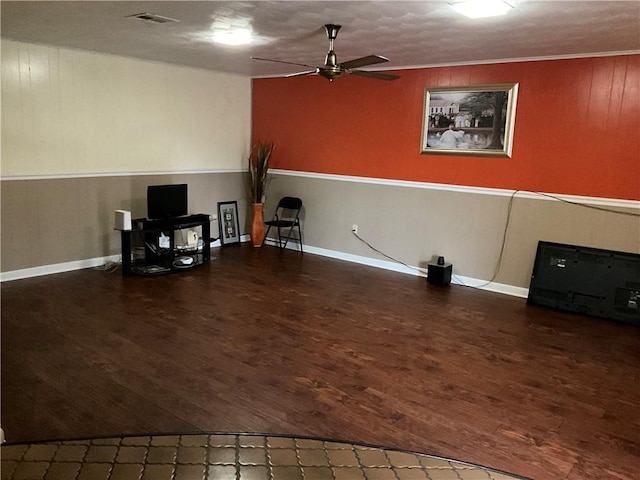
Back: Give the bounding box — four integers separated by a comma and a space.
212, 27, 253, 46
450, 0, 514, 19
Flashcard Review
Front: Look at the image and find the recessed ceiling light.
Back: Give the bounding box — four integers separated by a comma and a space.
212, 27, 253, 46
451, 0, 514, 19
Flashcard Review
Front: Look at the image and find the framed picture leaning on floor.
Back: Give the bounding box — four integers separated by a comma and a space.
217, 201, 241, 246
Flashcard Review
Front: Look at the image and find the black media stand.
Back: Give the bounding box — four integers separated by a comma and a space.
121, 214, 211, 276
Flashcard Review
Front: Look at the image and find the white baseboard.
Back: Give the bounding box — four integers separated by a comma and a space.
0, 240, 224, 282
0, 255, 122, 282
450, 274, 529, 298
1, 238, 529, 298
264, 238, 529, 298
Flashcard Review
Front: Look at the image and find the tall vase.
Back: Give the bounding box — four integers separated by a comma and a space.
251, 203, 265, 247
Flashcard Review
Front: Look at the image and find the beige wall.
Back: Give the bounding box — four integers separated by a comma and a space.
1, 173, 249, 272
1, 39, 250, 176
264, 173, 640, 291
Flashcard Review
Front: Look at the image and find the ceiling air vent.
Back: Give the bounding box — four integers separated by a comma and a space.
126, 13, 180, 24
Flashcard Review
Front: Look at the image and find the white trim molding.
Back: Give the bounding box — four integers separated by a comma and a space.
271, 169, 640, 210
3, 238, 529, 299
0, 168, 245, 182
0, 255, 122, 282
0, 239, 230, 282
263, 238, 529, 298
253, 50, 640, 79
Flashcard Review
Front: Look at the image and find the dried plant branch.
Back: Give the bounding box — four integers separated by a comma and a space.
248, 141, 274, 204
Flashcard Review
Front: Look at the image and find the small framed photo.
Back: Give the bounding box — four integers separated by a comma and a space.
421, 83, 518, 157
217, 201, 240, 246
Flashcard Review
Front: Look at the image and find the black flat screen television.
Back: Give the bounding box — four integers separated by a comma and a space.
147, 184, 188, 220
528, 241, 640, 325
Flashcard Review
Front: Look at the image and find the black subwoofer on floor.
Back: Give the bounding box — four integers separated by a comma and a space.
428, 262, 452, 286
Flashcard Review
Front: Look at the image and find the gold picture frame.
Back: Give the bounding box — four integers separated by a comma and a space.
420, 83, 518, 157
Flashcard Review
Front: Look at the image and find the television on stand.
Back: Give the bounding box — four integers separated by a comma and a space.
147, 184, 188, 220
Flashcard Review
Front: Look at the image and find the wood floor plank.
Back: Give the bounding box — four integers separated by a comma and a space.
2, 244, 639, 480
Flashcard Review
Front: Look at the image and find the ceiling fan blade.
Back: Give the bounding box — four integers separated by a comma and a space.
350, 70, 400, 81
286, 70, 317, 78
340, 55, 389, 70
251, 57, 316, 69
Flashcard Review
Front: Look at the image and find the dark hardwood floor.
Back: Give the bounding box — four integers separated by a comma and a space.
2, 245, 639, 480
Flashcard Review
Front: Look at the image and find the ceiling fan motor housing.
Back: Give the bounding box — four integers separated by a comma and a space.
325, 50, 338, 67
318, 66, 344, 81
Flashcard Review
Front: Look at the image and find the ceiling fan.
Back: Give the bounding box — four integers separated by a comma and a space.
252, 24, 400, 81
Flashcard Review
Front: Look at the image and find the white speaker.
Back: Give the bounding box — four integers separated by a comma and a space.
114, 210, 132, 231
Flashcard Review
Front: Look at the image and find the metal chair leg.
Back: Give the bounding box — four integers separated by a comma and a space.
297, 223, 304, 253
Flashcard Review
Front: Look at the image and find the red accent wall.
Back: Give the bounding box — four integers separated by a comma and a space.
252, 55, 639, 201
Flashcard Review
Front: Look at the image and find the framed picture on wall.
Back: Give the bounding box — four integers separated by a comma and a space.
420, 83, 518, 157
217, 201, 241, 246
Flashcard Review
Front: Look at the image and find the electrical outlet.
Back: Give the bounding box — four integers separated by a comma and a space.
352, 224, 358, 234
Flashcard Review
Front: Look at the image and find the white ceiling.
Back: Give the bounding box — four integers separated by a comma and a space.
1, 1, 639, 78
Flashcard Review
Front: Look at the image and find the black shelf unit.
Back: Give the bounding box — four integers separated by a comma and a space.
121, 214, 211, 276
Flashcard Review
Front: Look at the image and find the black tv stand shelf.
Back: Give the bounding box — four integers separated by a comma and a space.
121, 214, 211, 276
